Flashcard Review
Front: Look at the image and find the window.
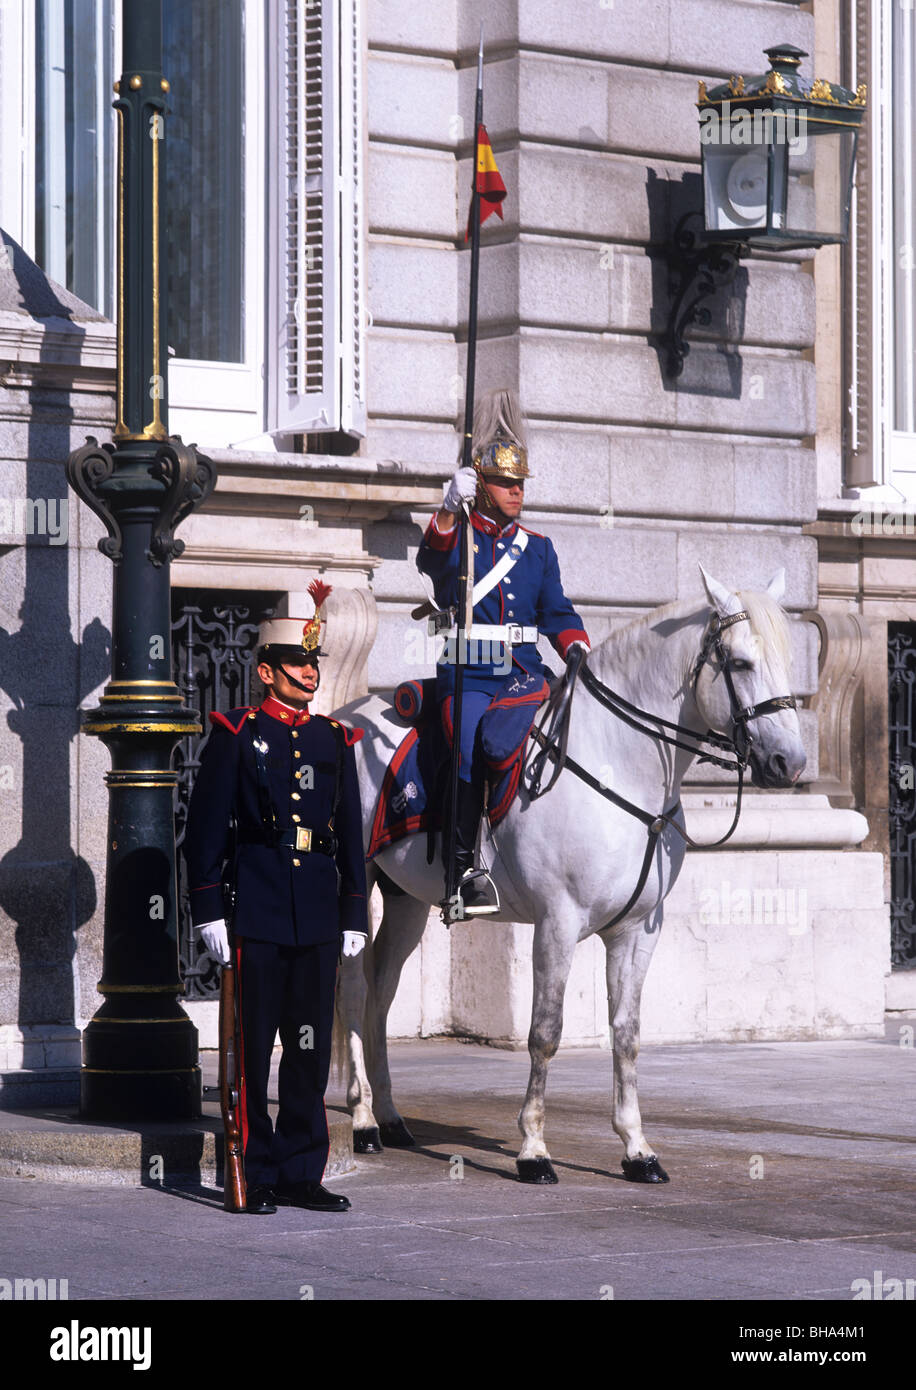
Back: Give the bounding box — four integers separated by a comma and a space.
32, 0, 117, 319
163, 0, 244, 364
0, 0, 366, 450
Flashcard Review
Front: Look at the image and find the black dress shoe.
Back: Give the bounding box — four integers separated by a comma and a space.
245, 1185, 278, 1215
280, 1181, 351, 1212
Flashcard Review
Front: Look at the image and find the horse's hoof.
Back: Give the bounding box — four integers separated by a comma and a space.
516, 1157, 559, 1185
621, 1155, 669, 1184
353, 1127, 383, 1154
379, 1119, 415, 1148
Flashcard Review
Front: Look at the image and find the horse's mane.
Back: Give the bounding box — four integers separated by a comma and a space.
592, 587, 793, 677
736, 589, 792, 674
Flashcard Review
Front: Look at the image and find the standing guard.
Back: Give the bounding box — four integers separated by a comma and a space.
184, 581, 368, 1214
417, 390, 591, 916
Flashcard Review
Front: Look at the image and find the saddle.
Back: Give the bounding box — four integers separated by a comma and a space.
366, 672, 549, 860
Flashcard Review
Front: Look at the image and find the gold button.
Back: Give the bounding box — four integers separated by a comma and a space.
294, 751, 301, 759
292, 731, 298, 739
292, 793, 301, 801
292, 814, 301, 823
293, 857, 301, 866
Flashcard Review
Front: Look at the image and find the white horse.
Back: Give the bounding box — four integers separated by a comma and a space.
335, 567, 807, 1184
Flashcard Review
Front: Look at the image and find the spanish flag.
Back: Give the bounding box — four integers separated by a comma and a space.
467, 124, 506, 239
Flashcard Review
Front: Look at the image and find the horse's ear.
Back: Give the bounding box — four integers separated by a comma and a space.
765, 568, 786, 604
698, 564, 741, 617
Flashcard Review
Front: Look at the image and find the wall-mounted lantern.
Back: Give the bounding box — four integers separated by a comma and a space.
664, 43, 867, 376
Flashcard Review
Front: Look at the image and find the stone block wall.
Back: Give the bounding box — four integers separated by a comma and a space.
360, 0, 888, 1044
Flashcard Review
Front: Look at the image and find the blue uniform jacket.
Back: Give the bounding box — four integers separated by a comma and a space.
416, 508, 590, 696
183, 696, 369, 947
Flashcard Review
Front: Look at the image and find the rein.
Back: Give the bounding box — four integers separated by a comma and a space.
522, 608, 797, 926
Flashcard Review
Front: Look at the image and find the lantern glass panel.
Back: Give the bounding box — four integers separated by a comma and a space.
784, 125, 857, 242
703, 140, 770, 235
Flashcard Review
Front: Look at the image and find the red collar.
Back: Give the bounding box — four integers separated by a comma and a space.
470, 509, 517, 539
260, 695, 311, 727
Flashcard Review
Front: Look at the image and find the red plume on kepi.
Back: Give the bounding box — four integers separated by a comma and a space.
300, 578, 332, 652
257, 577, 331, 663
308, 578, 332, 613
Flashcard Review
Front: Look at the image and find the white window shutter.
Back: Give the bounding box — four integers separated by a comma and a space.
270, 0, 366, 439
338, 0, 366, 436
844, 0, 889, 488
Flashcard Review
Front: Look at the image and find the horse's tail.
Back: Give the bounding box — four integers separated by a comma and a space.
332, 863, 382, 1084
361, 870, 405, 1077
331, 983, 352, 1087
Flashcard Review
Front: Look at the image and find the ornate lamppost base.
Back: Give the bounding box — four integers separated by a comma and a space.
81, 1002, 201, 1120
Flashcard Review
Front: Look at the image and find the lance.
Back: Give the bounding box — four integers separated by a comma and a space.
442, 29, 485, 921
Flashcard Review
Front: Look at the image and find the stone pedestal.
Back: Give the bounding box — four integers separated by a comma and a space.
391, 794, 888, 1047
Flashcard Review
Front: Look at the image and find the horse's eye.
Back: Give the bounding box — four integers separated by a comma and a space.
729, 658, 752, 672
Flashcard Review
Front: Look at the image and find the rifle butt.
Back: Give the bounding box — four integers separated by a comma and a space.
219, 960, 247, 1213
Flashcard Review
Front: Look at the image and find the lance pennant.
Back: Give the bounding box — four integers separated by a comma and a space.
466, 124, 506, 239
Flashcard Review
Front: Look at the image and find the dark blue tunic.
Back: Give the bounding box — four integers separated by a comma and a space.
184, 695, 368, 945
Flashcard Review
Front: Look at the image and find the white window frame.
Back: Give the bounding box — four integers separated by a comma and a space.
846, 0, 916, 498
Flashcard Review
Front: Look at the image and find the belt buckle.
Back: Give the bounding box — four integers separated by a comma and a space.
295, 827, 312, 852
506, 624, 522, 645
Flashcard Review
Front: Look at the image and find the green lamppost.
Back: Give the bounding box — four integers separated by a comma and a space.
66, 0, 215, 1119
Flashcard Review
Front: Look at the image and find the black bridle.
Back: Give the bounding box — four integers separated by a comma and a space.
523, 608, 798, 929
690, 609, 797, 766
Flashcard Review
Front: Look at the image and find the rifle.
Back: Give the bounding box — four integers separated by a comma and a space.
219, 866, 246, 1212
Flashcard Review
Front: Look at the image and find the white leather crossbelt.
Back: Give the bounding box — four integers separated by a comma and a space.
442, 623, 538, 645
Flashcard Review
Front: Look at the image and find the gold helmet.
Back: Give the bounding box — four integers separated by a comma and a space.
474, 438, 530, 480
470, 388, 531, 502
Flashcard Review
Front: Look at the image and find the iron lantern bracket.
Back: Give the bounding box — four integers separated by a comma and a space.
662, 212, 747, 379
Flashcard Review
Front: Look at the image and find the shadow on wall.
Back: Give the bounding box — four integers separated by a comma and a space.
645, 168, 748, 399
0, 231, 111, 1037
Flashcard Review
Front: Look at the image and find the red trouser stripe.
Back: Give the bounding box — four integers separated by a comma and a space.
234, 938, 250, 1159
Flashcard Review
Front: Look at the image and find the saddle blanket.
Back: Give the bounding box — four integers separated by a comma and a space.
367, 671, 549, 859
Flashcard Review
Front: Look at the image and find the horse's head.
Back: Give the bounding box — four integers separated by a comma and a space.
693, 566, 807, 789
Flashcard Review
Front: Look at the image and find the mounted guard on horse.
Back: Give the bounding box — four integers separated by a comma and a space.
415, 388, 591, 917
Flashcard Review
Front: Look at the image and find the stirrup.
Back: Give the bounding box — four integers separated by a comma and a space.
441, 868, 500, 924
460, 867, 500, 918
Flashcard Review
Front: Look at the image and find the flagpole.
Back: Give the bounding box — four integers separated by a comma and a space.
443, 28, 485, 919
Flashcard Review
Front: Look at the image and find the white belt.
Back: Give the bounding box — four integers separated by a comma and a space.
441, 623, 538, 645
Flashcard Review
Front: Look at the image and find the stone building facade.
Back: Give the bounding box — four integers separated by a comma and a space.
0, 0, 902, 1103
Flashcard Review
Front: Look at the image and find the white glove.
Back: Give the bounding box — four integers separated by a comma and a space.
341, 931, 367, 958
196, 918, 231, 965
567, 640, 590, 659
442, 467, 478, 513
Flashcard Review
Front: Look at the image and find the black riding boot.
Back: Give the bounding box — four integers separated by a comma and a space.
442, 778, 499, 916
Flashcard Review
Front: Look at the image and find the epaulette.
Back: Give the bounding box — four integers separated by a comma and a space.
323, 716, 364, 746
209, 707, 255, 736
